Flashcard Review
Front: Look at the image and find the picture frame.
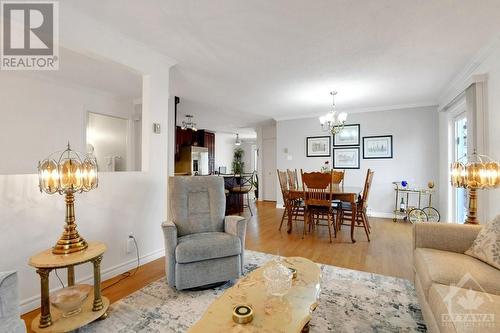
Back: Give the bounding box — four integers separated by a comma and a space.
333, 147, 360, 169
306, 136, 331, 157
363, 135, 393, 159
333, 124, 360, 146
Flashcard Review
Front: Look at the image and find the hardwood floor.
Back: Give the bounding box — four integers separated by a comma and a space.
22, 200, 414, 331
246, 201, 414, 281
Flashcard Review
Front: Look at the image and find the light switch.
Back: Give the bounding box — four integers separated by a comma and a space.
153, 123, 161, 134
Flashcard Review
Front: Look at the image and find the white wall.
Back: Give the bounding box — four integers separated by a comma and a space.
0, 72, 136, 174
240, 141, 257, 173
439, 38, 500, 222
0, 7, 175, 314
215, 132, 235, 173
276, 106, 440, 216
259, 122, 277, 201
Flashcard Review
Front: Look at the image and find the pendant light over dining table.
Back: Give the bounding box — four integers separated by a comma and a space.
319, 91, 348, 135
235, 133, 242, 146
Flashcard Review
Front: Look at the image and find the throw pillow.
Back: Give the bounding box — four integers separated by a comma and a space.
465, 215, 500, 270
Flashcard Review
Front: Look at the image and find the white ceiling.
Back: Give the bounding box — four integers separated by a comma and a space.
65, 0, 500, 123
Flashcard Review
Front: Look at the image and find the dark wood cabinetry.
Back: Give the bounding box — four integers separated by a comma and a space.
175, 127, 216, 174
204, 131, 215, 174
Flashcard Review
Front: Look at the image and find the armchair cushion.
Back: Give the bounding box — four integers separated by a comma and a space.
169, 176, 226, 236
176, 232, 241, 264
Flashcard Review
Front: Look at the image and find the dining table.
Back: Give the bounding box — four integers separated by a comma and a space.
287, 186, 363, 243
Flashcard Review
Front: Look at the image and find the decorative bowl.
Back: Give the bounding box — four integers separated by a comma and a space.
263, 259, 292, 297
50, 284, 91, 317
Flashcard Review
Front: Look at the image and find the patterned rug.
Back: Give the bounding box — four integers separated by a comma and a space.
80, 250, 426, 332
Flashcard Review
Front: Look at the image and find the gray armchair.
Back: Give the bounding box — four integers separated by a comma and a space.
162, 176, 247, 290
0, 271, 26, 333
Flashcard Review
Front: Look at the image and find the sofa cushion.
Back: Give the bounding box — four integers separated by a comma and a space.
465, 215, 500, 270
414, 248, 500, 298
428, 283, 500, 333
176, 232, 241, 264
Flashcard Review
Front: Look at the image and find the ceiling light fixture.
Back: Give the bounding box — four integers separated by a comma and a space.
181, 115, 197, 131
319, 91, 348, 135
235, 134, 242, 146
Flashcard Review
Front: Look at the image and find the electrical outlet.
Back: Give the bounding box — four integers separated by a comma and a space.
126, 235, 135, 254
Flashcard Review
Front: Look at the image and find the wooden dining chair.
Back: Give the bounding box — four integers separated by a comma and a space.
336, 169, 374, 241
331, 170, 345, 185
313, 170, 345, 224
277, 169, 290, 230
286, 169, 299, 190
301, 170, 336, 242
278, 170, 304, 231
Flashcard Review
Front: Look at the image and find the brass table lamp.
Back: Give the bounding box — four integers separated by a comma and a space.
38, 143, 98, 254
450, 151, 499, 224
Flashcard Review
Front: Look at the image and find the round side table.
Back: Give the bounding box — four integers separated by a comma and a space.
28, 241, 109, 332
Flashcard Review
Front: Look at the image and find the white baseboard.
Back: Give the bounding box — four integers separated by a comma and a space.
20, 248, 165, 314
366, 211, 394, 219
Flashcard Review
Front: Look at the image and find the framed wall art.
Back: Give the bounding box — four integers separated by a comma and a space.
306, 136, 331, 157
333, 124, 360, 146
333, 147, 360, 169
363, 135, 393, 159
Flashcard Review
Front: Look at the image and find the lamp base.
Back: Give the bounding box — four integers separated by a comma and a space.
52, 235, 88, 255
465, 188, 479, 225
51, 192, 89, 255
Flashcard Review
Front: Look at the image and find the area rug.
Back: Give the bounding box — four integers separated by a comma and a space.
80, 250, 426, 332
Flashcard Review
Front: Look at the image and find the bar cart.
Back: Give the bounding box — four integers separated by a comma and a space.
392, 182, 440, 223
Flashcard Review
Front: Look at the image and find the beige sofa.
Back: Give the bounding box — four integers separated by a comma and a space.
413, 223, 500, 333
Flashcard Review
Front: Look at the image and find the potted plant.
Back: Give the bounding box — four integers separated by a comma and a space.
232, 148, 245, 175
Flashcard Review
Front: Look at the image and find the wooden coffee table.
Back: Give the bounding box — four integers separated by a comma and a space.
188, 257, 321, 333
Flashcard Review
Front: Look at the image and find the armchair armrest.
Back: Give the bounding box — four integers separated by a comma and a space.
413, 222, 482, 253
0, 271, 26, 333
161, 221, 178, 285
224, 216, 247, 244
225, 216, 247, 272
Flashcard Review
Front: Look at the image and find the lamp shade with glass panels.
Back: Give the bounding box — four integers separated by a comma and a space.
450, 152, 499, 224
38, 143, 98, 254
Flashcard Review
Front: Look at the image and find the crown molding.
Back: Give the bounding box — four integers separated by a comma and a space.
273, 102, 438, 122
437, 35, 500, 111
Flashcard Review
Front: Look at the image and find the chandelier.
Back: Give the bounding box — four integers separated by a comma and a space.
319, 91, 347, 135
235, 133, 242, 146
450, 150, 499, 224
181, 115, 197, 131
